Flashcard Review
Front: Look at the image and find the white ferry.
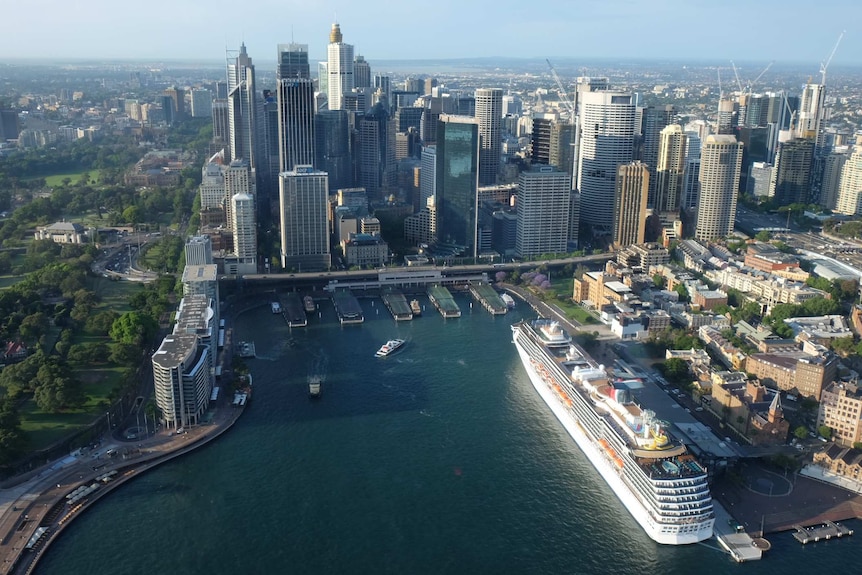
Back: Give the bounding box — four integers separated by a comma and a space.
511, 318, 714, 545
271, 302, 281, 314
375, 339, 406, 358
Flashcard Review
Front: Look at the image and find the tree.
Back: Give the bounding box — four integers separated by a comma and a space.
794, 426, 810, 440
18, 312, 49, 348
109, 311, 158, 347
755, 230, 772, 242
652, 274, 666, 288
661, 358, 690, 385
818, 425, 832, 439
831, 336, 857, 358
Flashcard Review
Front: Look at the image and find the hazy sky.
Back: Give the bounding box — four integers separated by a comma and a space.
1, 0, 858, 65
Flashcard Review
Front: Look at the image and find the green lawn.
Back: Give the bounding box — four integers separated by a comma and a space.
23, 169, 102, 187
0, 275, 25, 289
87, 275, 142, 314
19, 399, 102, 451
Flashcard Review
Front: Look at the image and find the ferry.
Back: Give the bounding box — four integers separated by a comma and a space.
303, 295, 315, 313
375, 339, 406, 358
511, 318, 714, 545
500, 293, 516, 309
271, 301, 281, 314
308, 376, 322, 398
410, 299, 422, 316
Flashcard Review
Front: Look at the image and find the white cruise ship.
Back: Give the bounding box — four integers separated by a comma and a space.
512, 319, 714, 545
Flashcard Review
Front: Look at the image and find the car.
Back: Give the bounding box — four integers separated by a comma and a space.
695, 407, 704, 412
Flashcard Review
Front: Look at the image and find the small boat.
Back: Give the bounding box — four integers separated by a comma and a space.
500, 293, 515, 309
303, 296, 315, 313
271, 301, 281, 314
410, 299, 422, 316
375, 339, 406, 358
308, 376, 322, 398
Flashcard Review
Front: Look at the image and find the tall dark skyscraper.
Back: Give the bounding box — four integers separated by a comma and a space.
354, 55, 371, 88
640, 105, 676, 207
358, 103, 396, 201
771, 137, 815, 206
531, 117, 552, 165
314, 110, 353, 192
277, 78, 315, 173
277, 43, 310, 80
475, 88, 502, 186
0, 109, 19, 141
436, 115, 480, 257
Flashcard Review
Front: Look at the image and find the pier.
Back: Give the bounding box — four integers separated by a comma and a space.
469, 282, 508, 315
792, 521, 854, 544
427, 285, 461, 318
381, 288, 413, 321
281, 293, 307, 327
332, 289, 364, 324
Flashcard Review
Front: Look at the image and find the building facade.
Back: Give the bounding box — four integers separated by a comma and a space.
435, 115, 480, 257
612, 162, 649, 248
279, 166, 331, 271
515, 166, 571, 257
695, 135, 743, 241
475, 88, 502, 186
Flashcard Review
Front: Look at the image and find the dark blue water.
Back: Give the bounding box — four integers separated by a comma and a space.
37, 296, 862, 574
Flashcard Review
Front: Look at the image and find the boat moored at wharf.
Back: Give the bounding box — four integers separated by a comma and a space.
511, 318, 714, 545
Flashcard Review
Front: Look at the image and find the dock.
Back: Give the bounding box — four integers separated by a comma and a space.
427, 285, 461, 318
381, 288, 413, 321
712, 499, 764, 562
281, 293, 308, 327
792, 521, 854, 544
469, 281, 508, 315
332, 289, 364, 324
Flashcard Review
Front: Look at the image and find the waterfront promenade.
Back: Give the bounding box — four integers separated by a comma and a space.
0, 390, 248, 574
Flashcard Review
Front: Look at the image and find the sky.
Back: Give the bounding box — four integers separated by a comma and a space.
0, 0, 859, 66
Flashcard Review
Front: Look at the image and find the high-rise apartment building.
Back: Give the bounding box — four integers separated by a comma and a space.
613, 162, 649, 248
475, 88, 502, 186
327, 23, 354, 111
820, 147, 849, 210
190, 89, 212, 118
770, 138, 814, 206
199, 158, 226, 211
695, 135, 743, 240
223, 160, 254, 229
230, 192, 256, 274
420, 146, 437, 208
515, 166, 571, 257
185, 235, 214, 266
576, 91, 637, 235
530, 116, 553, 165
549, 121, 575, 179
314, 110, 353, 192
655, 124, 687, 213
835, 143, 862, 216
211, 99, 230, 157
436, 115, 480, 257
641, 105, 676, 206
279, 166, 331, 271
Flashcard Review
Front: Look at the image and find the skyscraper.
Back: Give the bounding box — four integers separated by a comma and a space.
327, 23, 354, 111
515, 166, 571, 257
357, 102, 396, 202
314, 110, 353, 192
549, 121, 576, 179
797, 82, 825, 145
613, 162, 649, 248
695, 135, 743, 240
231, 191, 257, 274
820, 147, 849, 210
419, 146, 437, 208
770, 138, 814, 207
185, 235, 214, 266
354, 55, 371, 88
436, 115, 480, 257
211, 99, 230, 157
655, 124, 687, 213
224, 160, 254, 228
641, 105, 676, 206
279, 166, 331, 271
530, 116, 553, 165
835, 143, 862, 216
576, 90, 637, 235
190, 89, 212, 118
475, 88, 503, 186
277, 43, 310, 80
227, 43, 257, 172
277, 77, 315, 173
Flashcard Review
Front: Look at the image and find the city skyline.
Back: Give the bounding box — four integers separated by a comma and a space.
0, 1, 859, 65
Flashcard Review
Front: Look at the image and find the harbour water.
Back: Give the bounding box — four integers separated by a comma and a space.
37, 295, 861, 574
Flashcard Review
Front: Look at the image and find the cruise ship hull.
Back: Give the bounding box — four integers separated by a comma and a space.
513, 335, 713, 545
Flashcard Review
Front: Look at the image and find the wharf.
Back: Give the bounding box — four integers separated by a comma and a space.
712, 499, 764, 562
332, 289, 364, 324
427, 285, 461, 318
792, 521, 854, 544
469, 282, 507, 315
381, 288, 413, 321
281, 293, 307, 327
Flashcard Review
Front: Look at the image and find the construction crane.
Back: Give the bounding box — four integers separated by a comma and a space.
820, 30, 845, 86
730, 61, 743, 94
780, 90, 798, 136
546, 58, 576, 125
